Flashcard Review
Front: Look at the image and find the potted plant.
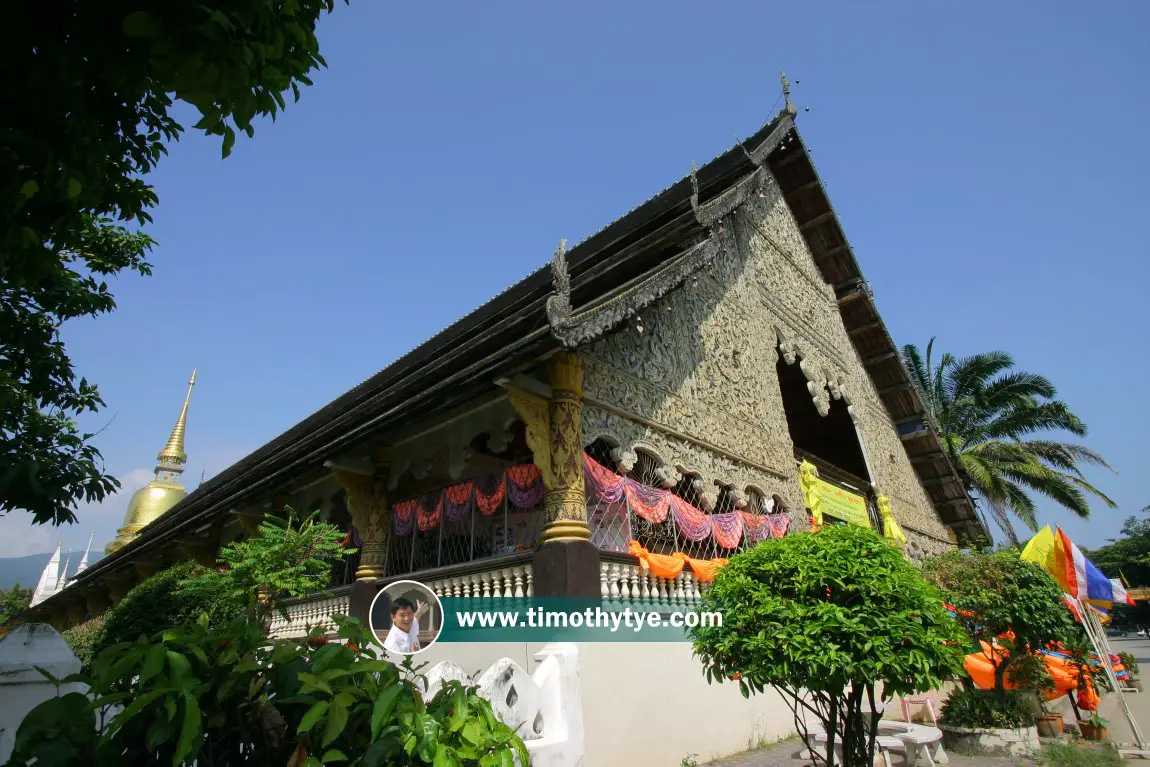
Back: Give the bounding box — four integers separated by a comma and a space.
1079, 714, 1109, 741
1118, 651, 1141, 690
1007, 652, 1063, 737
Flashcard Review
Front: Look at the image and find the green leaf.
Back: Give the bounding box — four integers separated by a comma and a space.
370, 684, 402, 741
173, 692, 201, 766
141, 643, 166, 682
434, 743, 460, 767
298, 700, 329, 734
222, 126, 237, 158
461, 719, 482, 746
67, 179, 82, 198
19, 180, 38, 198
322, 695, 349, 747
321, 749, 348, 763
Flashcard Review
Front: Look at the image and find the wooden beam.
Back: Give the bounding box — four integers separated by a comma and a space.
772, 149, 807, 168
910, 451, 945, 464
936, 497, 971, 508
876, 381, 911, 396
788, 179, 822, 195
900, 428, 931, 442
894, 414, 925, 426
848, 320, 883, 337
821, 245, 854, 264
920, 476, 950, 487
864, 351, 898, 366
837, 290, 866, 306
799, 211, 835, 232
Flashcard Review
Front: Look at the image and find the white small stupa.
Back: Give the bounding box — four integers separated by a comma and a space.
29, 542, 62, 608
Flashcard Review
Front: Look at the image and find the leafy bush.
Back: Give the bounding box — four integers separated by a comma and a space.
61, 616, 105, 672
690, 525, 967, 767
1118, 651, 1139, 676
93, 561, 244, 658
1006, 651, 1056, 713
9, 615, 528, 766
940, 689, 1029, 729
922, 549, 1081, 689
183, 508, 348, 619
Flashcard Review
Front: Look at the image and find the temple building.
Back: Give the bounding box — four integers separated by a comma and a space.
20, 89, 987, 763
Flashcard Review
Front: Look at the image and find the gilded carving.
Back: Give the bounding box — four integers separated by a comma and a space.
506, 387, 553, 487
333, 468, 391, 579
543, 353, 590, 541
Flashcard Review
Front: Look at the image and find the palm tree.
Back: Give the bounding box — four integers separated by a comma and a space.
901, 338, 1116, 543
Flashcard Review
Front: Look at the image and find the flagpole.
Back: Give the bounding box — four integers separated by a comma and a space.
1076, 596, 1150, 754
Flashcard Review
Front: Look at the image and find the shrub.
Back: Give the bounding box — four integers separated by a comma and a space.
10, 615, 528, 766
940, 689, 1029, 729
60, 616, 105, 672
922, 549, 1081, 690
690, 525, 967, 767
93, 561, 244, 657
1118, 651, 1139, 676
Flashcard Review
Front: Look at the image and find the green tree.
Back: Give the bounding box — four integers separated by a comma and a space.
185, 508, 349, 620
690, 525, 966, 767
0, 583, 33, 625
94, 560, 243, 658
901, 339, 1115, 541
2, 1, 347, 528
922, 549, 1080, 691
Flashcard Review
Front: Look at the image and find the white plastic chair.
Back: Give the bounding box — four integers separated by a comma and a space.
899, 692, 939, 725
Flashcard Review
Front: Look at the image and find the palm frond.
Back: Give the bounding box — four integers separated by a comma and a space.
948, 351, 1014, 401
977, 371, 1057, 409
1017, 440, 1116, 474
976, 401, 1088, 441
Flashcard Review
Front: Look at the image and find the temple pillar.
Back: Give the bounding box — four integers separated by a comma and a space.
335, 448, 393, 624
132, 560, 161, 581
106, 578, 133, 605
178, 535, 220, 567
65, 602, 85, 628
84, 588, 110, 618
508, 352, 599, 597
234, 510, 265, 539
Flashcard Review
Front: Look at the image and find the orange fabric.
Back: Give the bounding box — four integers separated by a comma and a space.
444, 481, 474, 505
673, 553, 729, 582
962, 641, 1101, 710
628, 541, 729, 581
506, 464, 541, 487
629, 541, 685, 579
475, 475, 505, 515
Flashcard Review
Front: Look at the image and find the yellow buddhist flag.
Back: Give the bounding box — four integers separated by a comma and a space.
1021, 525, 1056, 570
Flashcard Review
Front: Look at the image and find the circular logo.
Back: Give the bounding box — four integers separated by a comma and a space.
368, 580, 444, 656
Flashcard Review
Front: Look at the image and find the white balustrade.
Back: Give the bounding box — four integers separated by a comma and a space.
599, 559, 711, 608
424, 563, 533, 601
267, 593, 350, 639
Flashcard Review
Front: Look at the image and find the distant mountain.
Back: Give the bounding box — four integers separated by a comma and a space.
0, 552, 104, 590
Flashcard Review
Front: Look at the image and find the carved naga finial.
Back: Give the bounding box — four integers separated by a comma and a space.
545, 238, 572, 330
780, 70, 797, 116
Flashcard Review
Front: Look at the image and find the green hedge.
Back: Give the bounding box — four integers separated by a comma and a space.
93, 561, 245, 657
61, 615, 105, 671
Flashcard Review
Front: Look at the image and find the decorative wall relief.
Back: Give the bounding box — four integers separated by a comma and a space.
577, 157, 953, 546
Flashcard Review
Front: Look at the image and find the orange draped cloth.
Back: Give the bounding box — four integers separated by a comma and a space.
628, 541, 728, 582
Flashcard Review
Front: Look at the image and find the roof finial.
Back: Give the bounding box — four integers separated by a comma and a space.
157, 369, 196, 468
780, 70, 797, 116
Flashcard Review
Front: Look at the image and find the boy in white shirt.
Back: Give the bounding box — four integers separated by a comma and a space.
382, 597, 429, 655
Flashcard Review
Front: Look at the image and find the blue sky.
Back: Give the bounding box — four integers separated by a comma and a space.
4, 1, 1147, 561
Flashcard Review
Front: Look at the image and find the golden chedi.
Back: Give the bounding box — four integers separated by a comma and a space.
105, 370, 197, 555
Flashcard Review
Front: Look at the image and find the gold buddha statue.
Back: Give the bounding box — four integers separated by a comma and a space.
105, 370, 197, 555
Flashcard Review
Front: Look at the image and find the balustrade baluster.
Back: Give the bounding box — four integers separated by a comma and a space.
525, 567, 534, 597
512, 566, 525, 598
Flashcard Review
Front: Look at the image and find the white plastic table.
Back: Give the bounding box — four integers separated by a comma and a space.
877, 721, 949, 767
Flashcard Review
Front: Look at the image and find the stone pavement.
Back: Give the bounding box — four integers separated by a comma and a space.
705, 738, 1040, 767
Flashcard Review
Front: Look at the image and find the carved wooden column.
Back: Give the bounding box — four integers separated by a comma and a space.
65, 601, 86, 628
106, 577, 133, 605
508, 352, 599, 597
542, 353, 591, 542
178, 535, 220, 567
84, 588, 111, 619
334, 447, 393, 624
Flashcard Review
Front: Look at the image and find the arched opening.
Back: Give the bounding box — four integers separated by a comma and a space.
776, 354, 870, 483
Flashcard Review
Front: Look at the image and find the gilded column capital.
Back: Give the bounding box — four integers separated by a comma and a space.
506, 387, 553, 487
547, 352, 583, 398
333, 465, 391, 580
